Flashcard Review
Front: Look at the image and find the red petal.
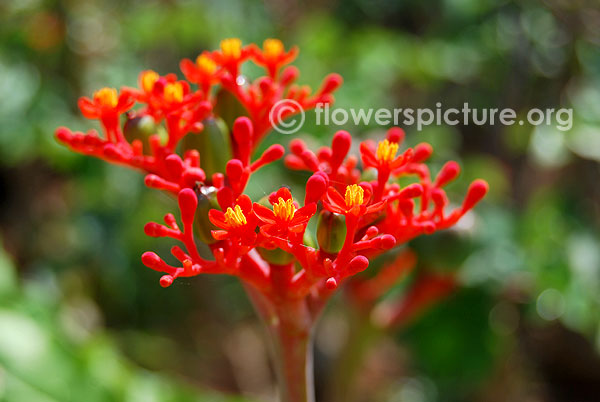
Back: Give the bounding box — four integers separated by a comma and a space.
236, 194, 253, 213
360, 142, 378, 168
211, 230, 229, 240
254, 203, 277, 224
208, 210, 228, 228
366, 201, 386, 214
78, 97, 100, 119
290, 204, 317, 225
326, 187, 346, 209
322, 201, 344, 215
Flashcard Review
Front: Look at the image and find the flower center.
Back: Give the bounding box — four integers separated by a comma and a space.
93, 87, 118, 108
141, 70, 159, 93
196, 54, 217, 75
224, 205, 247, 227
263, 39, 284, 59
164, 82, 183, 103
345, 184, 364, 208
273, 197, 296, 221
376, 139, 399, 163
220, 38, 242, 60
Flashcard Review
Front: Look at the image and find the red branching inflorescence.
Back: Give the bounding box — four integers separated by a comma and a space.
56, 38, 488, 318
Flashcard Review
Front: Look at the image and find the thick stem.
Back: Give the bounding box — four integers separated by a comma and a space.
243, 283, 315, 402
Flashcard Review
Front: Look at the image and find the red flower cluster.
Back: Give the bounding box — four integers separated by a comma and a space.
56, 39, 488, 316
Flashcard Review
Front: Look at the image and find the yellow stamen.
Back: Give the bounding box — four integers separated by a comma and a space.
263, 38, 284, 58
345, 184, 364, 208
273, 197, 296, 221
196, 54, 217, 75
93, 87, 118, 108
164, 82, 183, 103
141, 70, 159, 93
220, 38, 242, 60
376, 139, 399, 163
224, 205, 247, 227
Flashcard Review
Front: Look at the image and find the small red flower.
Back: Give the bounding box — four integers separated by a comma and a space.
323, 183, 385, 216
251, 39, 298, 78
212, 38, 252, 76
78, 87, 134, 120
254, 188, 316, 237
136, 70, 194, 117
208, 194, 257, 243
180, 51, 221, 94
360, 132, 413, 171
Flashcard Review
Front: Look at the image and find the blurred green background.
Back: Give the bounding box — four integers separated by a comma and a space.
1, 0, 600, 401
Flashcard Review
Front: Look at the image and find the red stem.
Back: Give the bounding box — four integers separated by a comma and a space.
243, 276, 315, 402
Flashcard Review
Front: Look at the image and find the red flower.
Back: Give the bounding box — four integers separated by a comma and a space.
78, 87, 134, 120
208, 194, 257, 243
212, 38, 252, 76
323, 183, 385, 216
180, 51, 221, 94
251, 39, 298, 78
135, 70, 195, 118
360, 135, 412, 171
253, 188, 316, 237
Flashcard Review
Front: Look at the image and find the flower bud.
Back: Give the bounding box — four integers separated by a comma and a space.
181, 117, 232, 178
215, 88, 248, 129
194, 185, 221, 244
257, 247, 295, 265
124, 114, 156, 152
316, 210, 347, 254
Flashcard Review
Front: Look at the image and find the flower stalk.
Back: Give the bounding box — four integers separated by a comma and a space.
55, 38, 489, 401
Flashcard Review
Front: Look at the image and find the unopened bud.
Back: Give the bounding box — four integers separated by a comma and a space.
316, 210, 347, 254
194, 186, 221, 244
124, 114, 156, 153
181, 117, 232, 178
257, 247, 295, 265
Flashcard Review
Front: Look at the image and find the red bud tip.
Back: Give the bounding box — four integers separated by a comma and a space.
326, 277, 338, 290
261, 144, 285, 163
431, 189, 447, 207
280, 66, 299, 86
321, 73, 343, 94
462, 179, 488, 211
160, 275, 174, 287
366, 226, 379, 238
141, 251, 161, 268
182, 168, 206, 188
165, 154, 184, 175
413, 143, 433, 163
423, 222, 436, 234
226, 159, 244, 180
55, 127, 73, 143
144, 222, 165, 237
379, 235, 396, 249
178, 188, 198, 223
233, 117, 253, 146
331, 130, 352, 166
348, 255, 369, 274
305, 173, 328, 204
387, 127, 405, 144
435, 161, 460, 188
289, 139, 306, 155
398, 183, 423, 199
301, 150, 319, 171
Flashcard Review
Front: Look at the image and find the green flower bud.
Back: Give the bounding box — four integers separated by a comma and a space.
316, 211, 347, 254
124, 114, 156, 152
257, 246, 295, 265
194, 185, 220, 244
215, 88, 248, 129
182, 117, 232, 178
